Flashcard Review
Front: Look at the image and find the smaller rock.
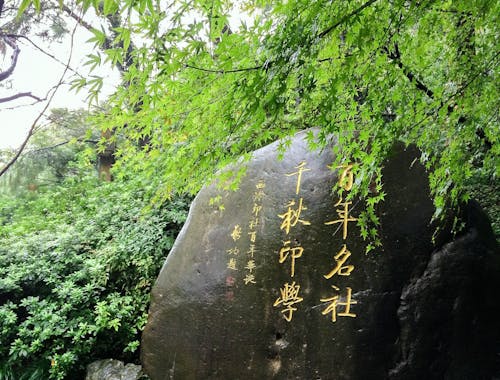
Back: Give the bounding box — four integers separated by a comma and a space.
85, 359, 143, 380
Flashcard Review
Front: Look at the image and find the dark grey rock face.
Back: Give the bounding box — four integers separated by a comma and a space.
141, 131, 500, 380
390, 201, 500, 380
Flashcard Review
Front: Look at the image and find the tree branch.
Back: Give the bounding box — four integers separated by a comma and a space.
0, 18, 78, 177
61, 4, 95, 33
0, 92, 42, 103
62, 4, 134, 72
0, 81, 70, 111
431, 7, 472, 16
0, 37, 20, 82
185, 55, 349, 74
183, 1, 378, 75
184, 63, 263, 74
318, 0, 379, 39
4, 34, 83, 77
445, 50, 499, 104
383, 43, 435, 99
404, 50, 500, 136
26, 138, 98, 154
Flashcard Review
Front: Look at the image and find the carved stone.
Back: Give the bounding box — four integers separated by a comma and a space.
141, 131, 500, 379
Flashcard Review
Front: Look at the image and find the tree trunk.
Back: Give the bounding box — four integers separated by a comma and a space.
98, 129, 116, 182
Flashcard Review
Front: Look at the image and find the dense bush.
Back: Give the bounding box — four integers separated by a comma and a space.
0, 176, 189, 379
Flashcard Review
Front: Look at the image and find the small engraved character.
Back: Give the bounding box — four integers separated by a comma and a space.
227, 258, 238, 271
245, 260, 256, 273
247, 244, 257, 257
252, 203, 263, 217
244, 273, 256, 285
248, 231, 257, 243
226, 247, 240, 256
231, 225, 242, 241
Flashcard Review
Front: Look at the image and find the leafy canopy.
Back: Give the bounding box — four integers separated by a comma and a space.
20, 0, 500, 231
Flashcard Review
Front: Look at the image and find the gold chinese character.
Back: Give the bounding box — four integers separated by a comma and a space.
279, 241, 304, 277
324, 244, 354, 279
252, 203, 262, 217
337, 164, 354, 191
226, 247, 240, 255
324, 198, 357, 239
227, 258, 238, 271
248, 231, 257, 243
249, 217, 259, 230
247, 244, 256, 257
245, 260, 256, 272
278, 198, 311, 235
253, 190, 265, 202
273, 281, 303, 322
320, 286, 357, 322
256, 180, 266, 189
231, 225, 242, 241
286, 161, 311, 195
244, 273, 256, 285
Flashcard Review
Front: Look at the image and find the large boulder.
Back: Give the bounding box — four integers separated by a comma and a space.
141, 130, 500, 379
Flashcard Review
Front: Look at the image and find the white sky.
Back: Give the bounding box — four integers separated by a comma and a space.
0, 23, 120, 149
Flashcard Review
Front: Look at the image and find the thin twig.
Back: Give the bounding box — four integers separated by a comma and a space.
4, 34, 83, 77
184, 63, 263, 74
383, 43, 435, 99
0, 37, 20, 81
61, 4, 95, 33
404, 50, 500, 134
26, 138, 98, 154
184, 0, 378, 75
0, 81, 70, 110
317, 0, 379, 39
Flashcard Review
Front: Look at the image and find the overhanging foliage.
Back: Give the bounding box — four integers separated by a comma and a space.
16, 0, 500, 233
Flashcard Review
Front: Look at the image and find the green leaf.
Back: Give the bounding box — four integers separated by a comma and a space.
32, 0, 40, 11
87, 28, 107, 48
17, 0, 32, 16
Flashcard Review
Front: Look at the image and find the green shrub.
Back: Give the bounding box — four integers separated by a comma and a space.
0, 176, 189, 379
